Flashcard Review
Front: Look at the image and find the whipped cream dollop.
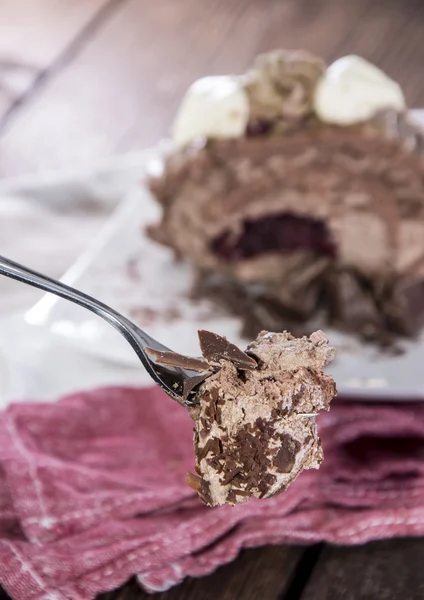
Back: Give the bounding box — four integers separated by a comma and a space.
314, 55, 405, 125
172, 75, 249, 146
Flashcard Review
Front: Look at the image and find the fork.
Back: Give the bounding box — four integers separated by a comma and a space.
0, 254, 207, 407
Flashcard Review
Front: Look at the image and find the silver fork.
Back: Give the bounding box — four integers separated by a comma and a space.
0, 254, 207, 407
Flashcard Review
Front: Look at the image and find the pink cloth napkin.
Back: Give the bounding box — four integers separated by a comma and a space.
0, 386, 424, 600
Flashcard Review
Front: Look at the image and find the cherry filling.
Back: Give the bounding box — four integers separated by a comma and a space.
212, 213, 336, 261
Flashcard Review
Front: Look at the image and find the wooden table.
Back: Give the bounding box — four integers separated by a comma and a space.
1, 1, 424, 598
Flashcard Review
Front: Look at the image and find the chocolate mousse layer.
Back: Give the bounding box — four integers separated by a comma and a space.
186, 329, 336, 507
148, 115, 424, 343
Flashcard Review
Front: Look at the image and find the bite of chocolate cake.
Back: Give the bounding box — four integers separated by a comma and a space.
152, 328, 336, 507
188, 329, 336, 506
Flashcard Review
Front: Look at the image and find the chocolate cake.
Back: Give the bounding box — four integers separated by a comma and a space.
149, 328, 336, 506
148, 50, 424, 344
185, 329, 336, 507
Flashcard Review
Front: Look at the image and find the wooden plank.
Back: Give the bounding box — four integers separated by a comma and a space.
0, 0, 247, 175
0, 0, 113, 119
98, 545, 305, 600
4, 0, 424, 176
331, 0, 424, 107
300, 538, 424, 600
204, 0, 371, 74
0, 545, 305, 599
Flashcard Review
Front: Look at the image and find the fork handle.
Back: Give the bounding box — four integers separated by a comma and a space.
0, 254, 158, 353
0, 254, 200, 405
0, 254, 125, 324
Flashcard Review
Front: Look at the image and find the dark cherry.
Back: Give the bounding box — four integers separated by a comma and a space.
212, 212, 336, 261
245, 119, 272, 137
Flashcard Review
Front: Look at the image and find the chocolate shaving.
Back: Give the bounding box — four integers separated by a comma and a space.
198, 330, 257, 369
292, 384, 305, 405
186, 472, 213, 504
145, 348, 210, 372
255, 417, 275, 437
273, 434, 301, 473
186, 472, 203, 492
203, 389, 220, 421
258, 473, 277, 498
207, 456, 224, 473
200, 417, 209, 431
182, 372, 211, 400
221, 467, 242, 485
198, 437, 222, 461
226, 488, 252, 503
215, 405, 222, 426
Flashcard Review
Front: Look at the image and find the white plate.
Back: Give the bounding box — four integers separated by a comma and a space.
22, 111, 424, 401
0, 149, 164, 406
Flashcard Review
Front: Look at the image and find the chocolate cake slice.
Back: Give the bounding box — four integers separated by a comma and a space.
185, 329, 336, 507
151, 328, 336, 506
148, 50, 424, 344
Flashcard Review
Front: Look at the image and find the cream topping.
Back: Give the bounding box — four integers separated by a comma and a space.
172, 76, 249, 146
314, 55, 405, 125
